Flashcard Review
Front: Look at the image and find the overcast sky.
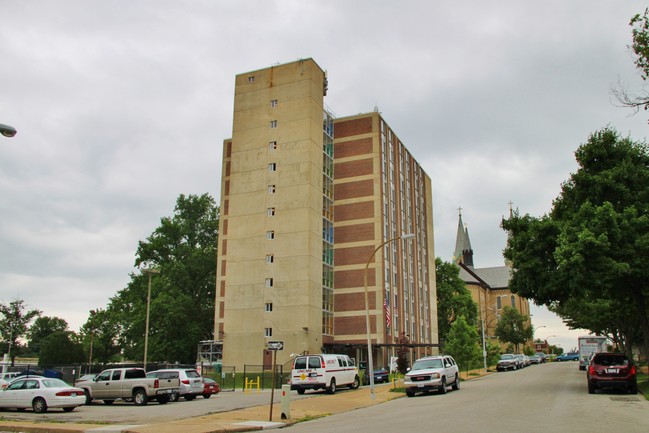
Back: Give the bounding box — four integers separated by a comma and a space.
1, 1, 647, 353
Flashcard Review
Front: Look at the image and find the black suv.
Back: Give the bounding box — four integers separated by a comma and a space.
587, 352, 637, 394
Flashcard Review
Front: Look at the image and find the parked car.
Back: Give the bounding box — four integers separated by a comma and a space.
528, 354, 543, 364
202, 377, 220, 398
497, 354, 519, 371
403, 355, 460, 397
555, 352, 579, 362
587, 352, 637, 394
78, 367, 178, 406
0, 376, 85, 413
361, 367, 389, 385
1, 372, 19, 382
147, 368, 203, 401
514, 354, 527, 368
74, 374, 96, 386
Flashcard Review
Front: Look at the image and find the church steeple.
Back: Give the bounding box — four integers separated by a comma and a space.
453, 207, 474, 267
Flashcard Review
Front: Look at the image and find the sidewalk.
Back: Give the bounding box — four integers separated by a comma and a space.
0, 370, 493, 433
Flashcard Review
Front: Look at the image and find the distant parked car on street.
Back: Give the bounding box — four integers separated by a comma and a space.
497, 354, 519, 371
361, 367, 389, 385
528, 354, 543, 364
555, 352, 579, 362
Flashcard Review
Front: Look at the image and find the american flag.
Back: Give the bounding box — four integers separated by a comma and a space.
384, 298, 391, 327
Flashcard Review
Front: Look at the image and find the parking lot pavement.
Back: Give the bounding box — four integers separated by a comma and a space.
0, 383, 403, 433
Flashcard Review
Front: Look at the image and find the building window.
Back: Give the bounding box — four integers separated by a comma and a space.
267, 207, 275, 216
268, 163, 277, 172
269, 141, 277, 150
265, 278, 273, 287
265, 303, 273, 312
266, 231, 275, 240
264, 328, 272, 337
268, 185, 276, 194
266, 254, 274, 264
511, 295, 516, 308
248, 76, 255, 83
271, 99, 278, 107
270, 120, 277, 128
496, 296, 502, 310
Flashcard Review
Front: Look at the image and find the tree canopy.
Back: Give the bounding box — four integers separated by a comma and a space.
445, 315, 481, 373
0, 300, 41, 364
435, 257, 478, 348
503, 128, 649, 360
106, 193, 219, 364
494, 307, 533, 353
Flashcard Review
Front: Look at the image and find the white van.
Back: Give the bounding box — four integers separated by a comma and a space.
290, 354, 360, 394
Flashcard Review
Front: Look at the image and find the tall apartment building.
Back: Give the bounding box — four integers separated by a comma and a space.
332, 113, 438, 367
215, 59, 438, 370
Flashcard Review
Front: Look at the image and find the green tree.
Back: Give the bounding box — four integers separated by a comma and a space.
0, 300, 41, 365
494, 307, 533, 353
27, 316, 69, 356
435, 258, 478, 349
79, 309, 122, 365
445, 315, 481, 374
502, 128, 649, 360
38, 331, 85, 367
107, 194, 219, 364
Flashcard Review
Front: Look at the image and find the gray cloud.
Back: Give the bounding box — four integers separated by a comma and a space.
1, 1, 646, 351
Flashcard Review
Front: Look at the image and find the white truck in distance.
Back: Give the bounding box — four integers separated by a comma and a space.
578, 336, 607, 370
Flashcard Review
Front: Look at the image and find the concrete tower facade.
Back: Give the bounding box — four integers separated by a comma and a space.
216, 59, 332, 368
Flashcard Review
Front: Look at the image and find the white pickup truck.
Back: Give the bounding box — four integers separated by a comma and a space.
77, 367, 179, 406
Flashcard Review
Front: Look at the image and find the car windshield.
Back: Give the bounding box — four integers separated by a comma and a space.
42, 379, 69, 388
411, 358, 443, 370
500, 354, 514, 360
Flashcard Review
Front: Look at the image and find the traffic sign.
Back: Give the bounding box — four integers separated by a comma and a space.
267, 341, 284, 351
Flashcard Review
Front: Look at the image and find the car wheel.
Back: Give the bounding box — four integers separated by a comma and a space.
103, 400, 114, 405
63, 406, 76, 412
439, 377, 447, 394
32, 397, 48, 413
350, 375, 360, 390
157, 395, 169, 404
452, 374, 460, 391
297, 388, 305, 395
587, 380, 595, 394
629, 379, 638, 395
133, 389, 148, 406
203, 394, 211, 399
184, 394, 196, 401
169, 392, 179, 402
84, 389, 92, 405
327, 378, 336, 394
406, 388, 415, 397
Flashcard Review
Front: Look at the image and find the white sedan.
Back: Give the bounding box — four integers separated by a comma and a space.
0, 376, 86, 413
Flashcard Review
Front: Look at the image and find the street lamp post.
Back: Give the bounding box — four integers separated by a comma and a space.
0, 123, 17, 138
141, 267, 160, 371
88, 310, 96, 373
364, 233, 415, 400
